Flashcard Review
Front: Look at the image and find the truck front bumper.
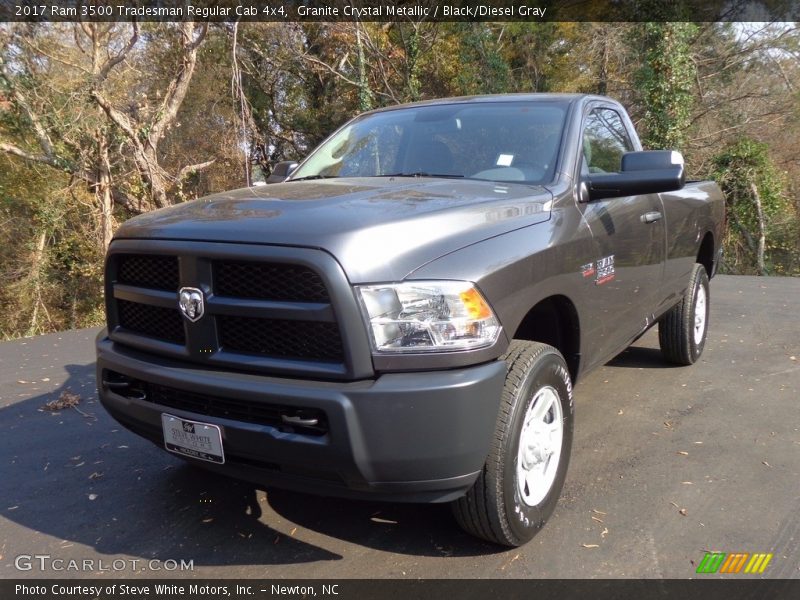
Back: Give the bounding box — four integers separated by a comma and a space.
96, 331, 506, 503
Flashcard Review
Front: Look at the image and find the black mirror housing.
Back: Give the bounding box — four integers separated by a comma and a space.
266, 160, 299, 184
585, 150, 685, 201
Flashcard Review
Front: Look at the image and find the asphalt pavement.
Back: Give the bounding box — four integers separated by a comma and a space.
1, 275, 798, 579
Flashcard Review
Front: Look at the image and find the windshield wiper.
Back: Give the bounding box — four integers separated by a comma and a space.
382, 172, 465, 179
289, 175, 339, 182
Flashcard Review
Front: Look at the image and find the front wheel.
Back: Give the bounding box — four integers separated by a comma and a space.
659, 263, 710, 365
452, 341, 574, 546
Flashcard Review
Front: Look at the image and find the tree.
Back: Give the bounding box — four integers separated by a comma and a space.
0, 22, 215, 248
87, 21, 214, 211
712, 138, 797, 275
635, 22, 698, 151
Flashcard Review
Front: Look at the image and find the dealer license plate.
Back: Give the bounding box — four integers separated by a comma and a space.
161, 414, 225, 464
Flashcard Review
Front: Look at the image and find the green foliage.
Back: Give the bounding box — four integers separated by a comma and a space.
452, 24, 510, 95
0, 165, 104, 339
712, 139, 799, 275
405, 26, 421, 101
635, 22, 698, 151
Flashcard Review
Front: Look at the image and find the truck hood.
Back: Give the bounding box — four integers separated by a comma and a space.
115, 178, 553, 282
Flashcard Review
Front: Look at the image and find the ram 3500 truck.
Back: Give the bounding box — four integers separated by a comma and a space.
96, 94, 725, 546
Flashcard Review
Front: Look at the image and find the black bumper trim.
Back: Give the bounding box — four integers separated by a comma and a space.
96, 331, 506, 503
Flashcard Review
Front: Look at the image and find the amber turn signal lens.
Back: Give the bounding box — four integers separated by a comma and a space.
459, 288, 493, 320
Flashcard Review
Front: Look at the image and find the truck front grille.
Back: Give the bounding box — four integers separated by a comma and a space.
117, 300, 185, 345
117, 254, 179, 291
214, 261, 329, 302
107, 245, 356, 378
218, 316, 343, 360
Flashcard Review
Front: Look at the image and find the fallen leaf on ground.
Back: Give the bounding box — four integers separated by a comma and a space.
42, 391, 80, 411
501, 554, 521, 571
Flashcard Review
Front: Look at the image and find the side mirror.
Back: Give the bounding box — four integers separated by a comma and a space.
584, 150, 685, 201
266, 160, 299, 184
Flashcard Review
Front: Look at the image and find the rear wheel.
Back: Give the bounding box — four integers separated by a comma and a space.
659, 263, 710, 365
452, 341, 574, 546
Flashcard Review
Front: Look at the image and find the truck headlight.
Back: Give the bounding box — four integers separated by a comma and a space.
356, 281, 501, 353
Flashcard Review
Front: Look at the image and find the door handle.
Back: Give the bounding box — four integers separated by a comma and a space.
641, 211, 662, 224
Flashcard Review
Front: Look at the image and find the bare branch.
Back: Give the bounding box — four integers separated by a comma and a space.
79, 21, 93, 42
299, 52, 363, 89
89, 90, 139, 143
176, 159, 216, 182
95, 22, 139, 83
0, 140, 63, 169
188, 22, 209, 51
21, 38, 89, 74
148, 22, 207, 148
73, 24, 88, 56
8, 88, 57, 158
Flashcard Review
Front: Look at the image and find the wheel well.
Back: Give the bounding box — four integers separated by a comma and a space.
513, 296, 580, 382
697, 232, 714, 277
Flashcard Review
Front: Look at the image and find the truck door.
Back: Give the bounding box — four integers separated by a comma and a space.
577, 106, 666, 361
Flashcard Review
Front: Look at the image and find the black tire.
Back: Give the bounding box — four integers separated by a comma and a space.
452, 341, 574, 547
659, 263, 710, 365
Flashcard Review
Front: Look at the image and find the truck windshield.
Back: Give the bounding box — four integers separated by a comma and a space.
290, 102, 566, 185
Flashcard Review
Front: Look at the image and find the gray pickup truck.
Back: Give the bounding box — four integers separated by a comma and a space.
96, 94, 725, 546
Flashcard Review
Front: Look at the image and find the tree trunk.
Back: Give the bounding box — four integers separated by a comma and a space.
26, 231, 47, 337
597, 36, 609, 95
142, 149, 171, 209
97, 133, 115, 249
750, 182, 767, 275
355, 23, 373, 112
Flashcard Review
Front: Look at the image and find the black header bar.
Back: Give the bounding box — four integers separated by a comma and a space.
1, 0, 799, 23
5, 579, 800, 600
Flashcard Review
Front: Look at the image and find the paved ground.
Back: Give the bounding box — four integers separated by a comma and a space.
1, 275, 798, 579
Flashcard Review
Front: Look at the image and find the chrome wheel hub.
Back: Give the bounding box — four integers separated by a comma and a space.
694, 284, 707, 345
516, 386, 563, 507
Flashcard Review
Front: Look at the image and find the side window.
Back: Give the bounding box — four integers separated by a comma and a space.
582, 108, 634, 174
